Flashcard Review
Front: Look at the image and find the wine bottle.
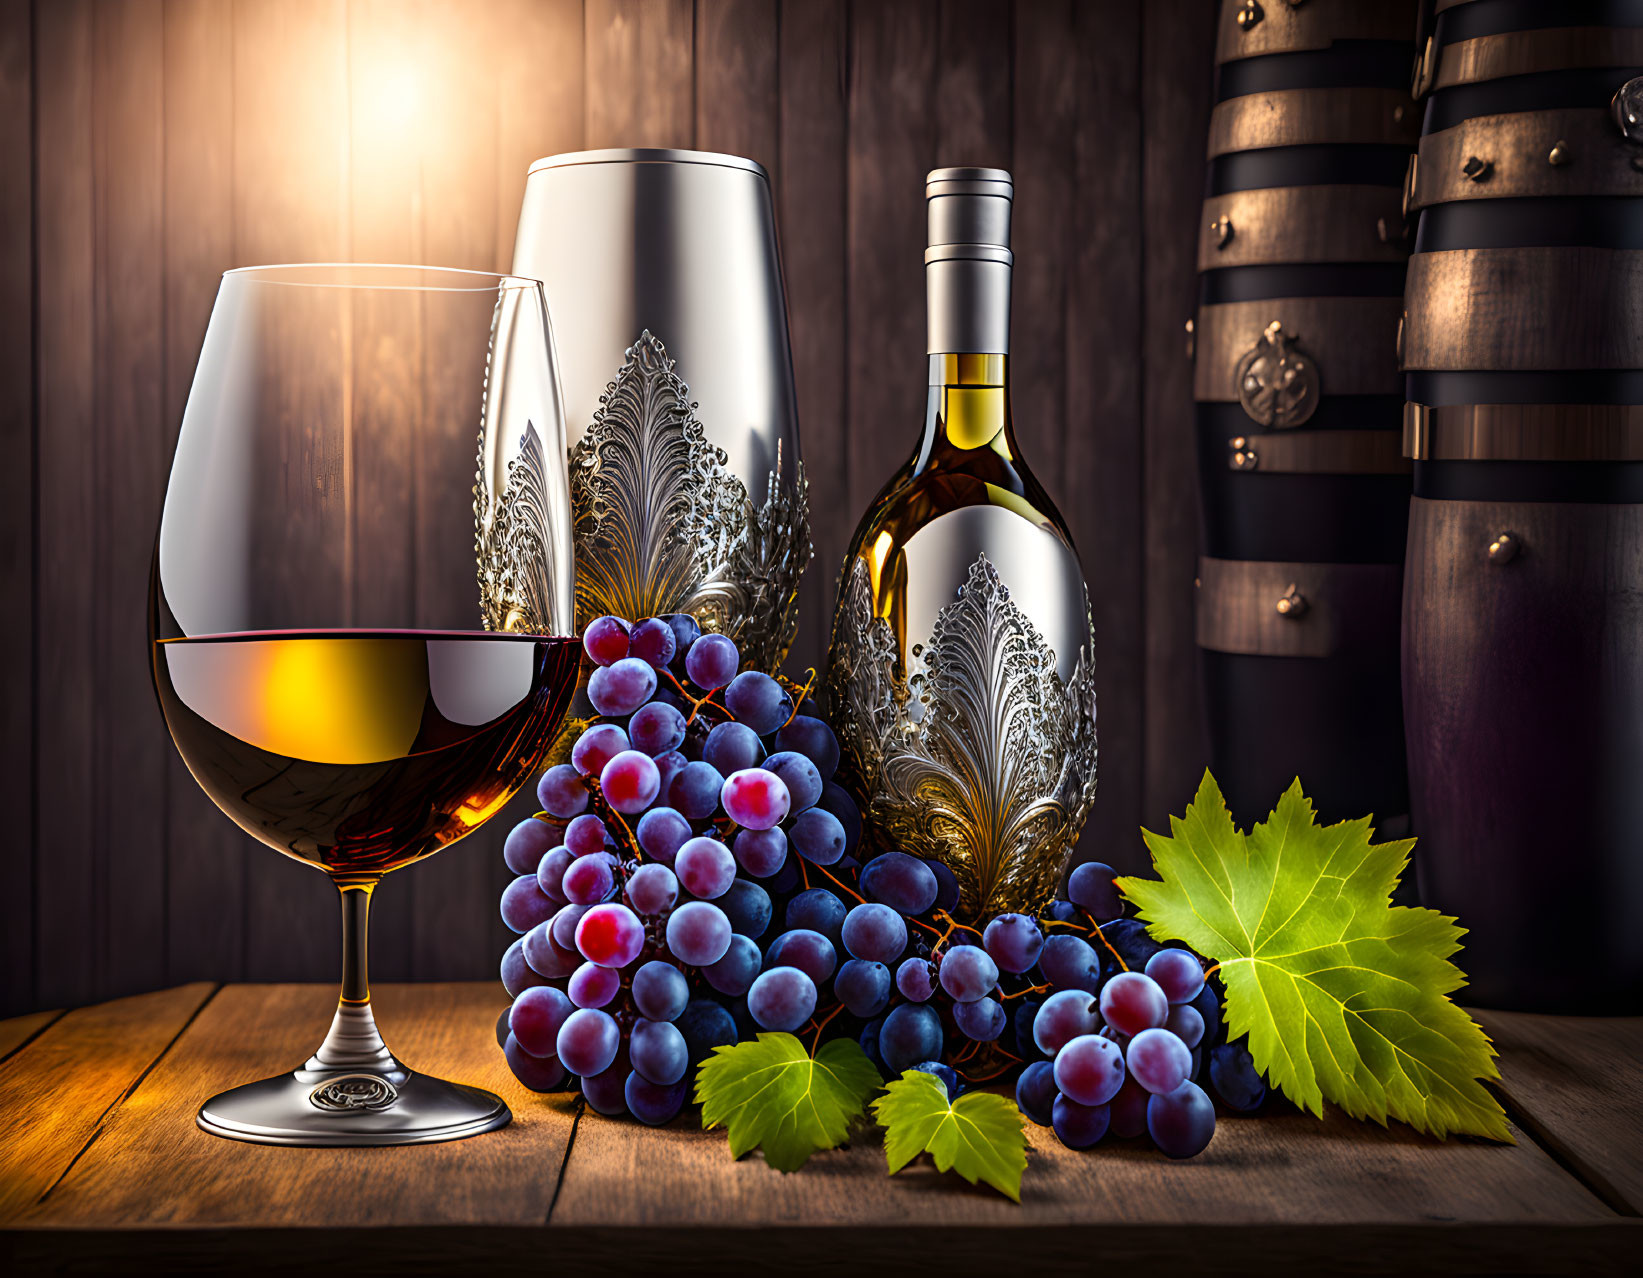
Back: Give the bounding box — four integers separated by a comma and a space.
825, 167, 1098, 921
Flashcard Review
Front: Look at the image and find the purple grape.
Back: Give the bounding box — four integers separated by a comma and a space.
954, 995, 1005, 1042
721, 768, 790, 830
508, 984, 573, 1057
501, 875, 557, 934
758, 854, 800, 894
1147, 1080, 1216, 1158
582, 614, 630, 666
860, 852, 938, 914
1033, 989, 1100, 1055
675, 836, 736, 900
747, 966, 818, 1031
678, 997, 737, 1066
600, 749, 661, 814
563, 813, 608, 858
629, 701, 687, 756
1101, 917, 1164, 971
760, 751, 822, 813
571, 723, 628, 778
1037, 933, 1102, 993
896, 957, 936, 1002
1110, 1073, 1150, 1138
501, 938, 549, 997
725, 670, 790, 735
841, 903, 907, 964
1127, 1027, 1193, 1095
653, 749, 688, 799
775, 715, 840, 779
522, 920, 578, 979
620, 863, 673, 917
834, 958, 892, 1017
504, 817, 560, 876
789, 807, 846, 865
1044, 899, 1079, 924
666, 901, 733, 965
912, 1060, 960, 1102
636, 807, 692, 864
569, 960, 621, 1009
720, 878, 772, 939
684, 632, 739, 689
703, 721, 764, 774
629, 617, 678, 669
938, 945, 999, 1004
1100, 971, 1170, 1037
1016, 1060, 1057, 1125
1067, 861, 1123, 917
581, 1060, 629, 1115
881, 1003, 944, 1074
625, 1073, 688, 1125
703, 932, 762, 996
767, 928, 838, 984
786, 888, 846, 944
632, 960, 690, 1022
1209, 1039, 1267, 1112
982, 912, 1045, 974
817, 781, 862, 853
575, 902, 646, 968
1145, 948, 1207, 1005
505, 1034, 569, 1092
630, 1018, 689, 1086
927, 858, 960, 912
535, 846, 574, 903
562, 853, 615, 905
667, 760, 725, 820
1013, 999, 1047, 1062
588, 656, 658, 716
664, 613, 702, 664
537, 763, 589, 819
1165, 1003, 1205, 1049
551, 903, 590, 951
1055, 1033, 1127, 1106
733, 826, 788, 877
1052, 1094, 1111, 1149
556, 1007, 621, 1076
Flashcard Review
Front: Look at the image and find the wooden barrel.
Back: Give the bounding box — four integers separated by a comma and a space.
1193, 0, 1418, 830
1402, 1, 1643, 1010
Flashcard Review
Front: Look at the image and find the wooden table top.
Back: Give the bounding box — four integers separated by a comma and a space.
1, 983, 1639, 1275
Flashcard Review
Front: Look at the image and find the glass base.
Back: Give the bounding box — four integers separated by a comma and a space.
197, 1067, 511, 1147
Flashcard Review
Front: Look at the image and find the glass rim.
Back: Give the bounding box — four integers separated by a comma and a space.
221, 263, 545, 294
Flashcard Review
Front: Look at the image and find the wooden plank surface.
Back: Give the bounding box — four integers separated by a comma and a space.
0, 1011, 61, 1064
1481, 1010, 1643, 1217
1, 985, 1637, 1275
15, 983, 575, 1228
583, 0, 694, 150
0, 982, 215, 1216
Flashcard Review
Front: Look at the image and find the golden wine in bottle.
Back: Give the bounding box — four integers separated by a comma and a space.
826, 167, 1098, 921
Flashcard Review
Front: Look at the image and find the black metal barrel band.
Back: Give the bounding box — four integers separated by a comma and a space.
1196, 556, 1404, 659
1207, 88, 1421, 160
1401, 246, 1643, 370
1410, 109, 1643, 211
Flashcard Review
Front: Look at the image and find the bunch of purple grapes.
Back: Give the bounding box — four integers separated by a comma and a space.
494, 611, 870, 1124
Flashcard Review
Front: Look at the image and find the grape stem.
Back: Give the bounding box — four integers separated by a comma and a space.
1000, 982, 1052, 1001
1085, 911, 1130, 972
776, 668, 818, 730
811, 859, 867, 906
808, 1000, 846, 1052
1201, 963, 1220, 980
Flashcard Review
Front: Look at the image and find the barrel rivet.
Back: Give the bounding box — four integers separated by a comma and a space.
1229, 437, 1258, 471
1612, 77, 1643, 141
1488, 532, 1519, 564
1392, 104, 1406, 125
1184, 317, 1195, 360
1376, 216, 1390, 243
1462, 155, 1493, 182
1235, 321, 1318, 429
1276, 586, 1308, 618
1235, 0, 1263, 31
1210, 214, 1233, 248
1548, 140, 1571, 166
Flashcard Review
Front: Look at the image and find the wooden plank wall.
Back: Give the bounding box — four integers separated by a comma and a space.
0, 0, 1214, 1015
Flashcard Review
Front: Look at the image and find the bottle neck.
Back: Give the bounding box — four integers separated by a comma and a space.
919, 250, 1014, 464
915, 354, 1016, 467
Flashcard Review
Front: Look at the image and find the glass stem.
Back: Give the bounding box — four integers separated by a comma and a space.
306, 880, 401, 1078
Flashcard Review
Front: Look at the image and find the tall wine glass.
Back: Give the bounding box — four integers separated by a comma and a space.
151, 265, 578, 1145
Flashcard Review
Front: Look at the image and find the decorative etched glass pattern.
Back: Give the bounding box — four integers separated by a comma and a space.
474, 419, 557, 634
829, 554, 1098, 919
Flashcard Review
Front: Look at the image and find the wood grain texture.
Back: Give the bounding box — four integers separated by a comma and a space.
493, 0, 584, 272
1206, 88, 1418, 158
0, 982, 214, 1218
161, 0, 245, 991
1197, 186, 1408, 271
695, 0, 778, 175
0, 1009, 61, 1063
778, 0, 847, 679
1141, 0, 1214, 830
1435, 27, 1643, 90
583, 0, 693, 150
1214, 0, 1418, 64
1196, 556, 1403, 657
0, 0, 32, 1016
1403, 497, 1643, 1012
1193, 297, 1405, 401
1412, 110, 1643, 208
19, 983, 576, 1227
1481, 1010, 1643, 1215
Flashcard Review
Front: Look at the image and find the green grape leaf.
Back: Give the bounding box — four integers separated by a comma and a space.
695, 1032, 882, 1172
1117, 771, 1511, 1143
872, 1071, 1028, 1202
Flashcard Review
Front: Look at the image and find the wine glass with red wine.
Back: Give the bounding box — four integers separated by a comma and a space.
151, 265, 580, 1145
